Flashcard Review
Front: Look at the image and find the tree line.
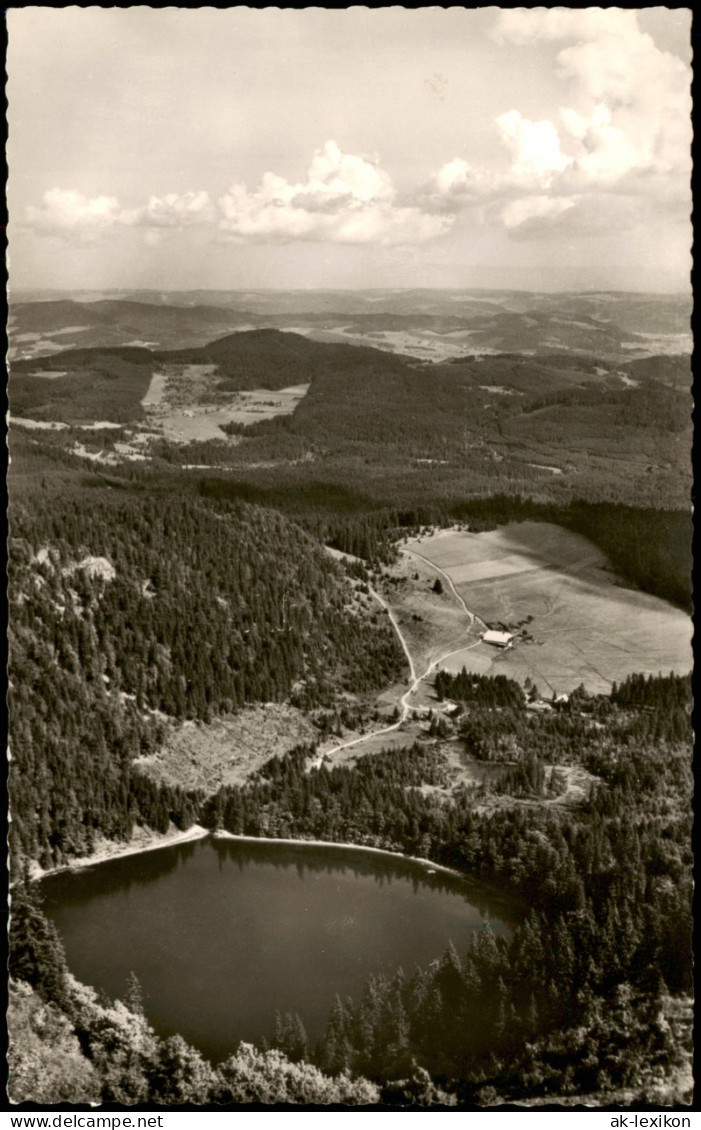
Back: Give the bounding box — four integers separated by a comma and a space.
200, 478, 691, 612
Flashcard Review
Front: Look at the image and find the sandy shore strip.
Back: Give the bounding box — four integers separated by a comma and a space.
30, 824, 209, 880
211, 830, 466, 880
30, 826, 466, 885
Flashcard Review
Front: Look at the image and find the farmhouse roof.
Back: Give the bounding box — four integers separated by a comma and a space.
482, 629, 514, 647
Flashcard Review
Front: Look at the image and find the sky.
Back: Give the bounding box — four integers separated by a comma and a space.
7, 7, 692, 293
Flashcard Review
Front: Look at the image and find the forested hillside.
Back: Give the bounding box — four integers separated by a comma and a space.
12, 327, 691, 514
158, 328, 410, 392
259, 675, 693, 1103
11, 348, 154, 423
163, 342, 691, 514
8, 450, 404, 871
200, 673, 692, 1099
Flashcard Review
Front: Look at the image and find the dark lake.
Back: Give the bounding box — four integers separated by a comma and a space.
42, 836, 513, 1063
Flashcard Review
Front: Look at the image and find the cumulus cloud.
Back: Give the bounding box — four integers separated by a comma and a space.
494, 7, 691, 191
303, 141, 394, 206
496, 110, 572, 189
24, 187, 213, 239
24, 189, 126, 239
136, 190, 214, 228
25, 12, 690, 254
418, 158, 501, 213
24, 154, 452, 247
424, 111, 572, 214
497, 191, 681, 242
433, 158, 472, 197
426, 8, 691, 238
218, 140, 453, 245
500, 194, 576, 233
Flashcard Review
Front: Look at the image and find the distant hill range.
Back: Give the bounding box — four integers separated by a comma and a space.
9, 290, 692, 364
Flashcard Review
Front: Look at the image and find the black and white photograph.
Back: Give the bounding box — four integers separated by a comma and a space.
5, 6, 693, 1112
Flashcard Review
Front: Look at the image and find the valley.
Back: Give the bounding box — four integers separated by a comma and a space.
9, 309, 692, 534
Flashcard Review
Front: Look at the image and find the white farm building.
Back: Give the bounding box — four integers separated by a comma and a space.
482, 629, 514, 649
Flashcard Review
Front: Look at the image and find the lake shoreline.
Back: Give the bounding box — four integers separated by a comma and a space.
34, 826, 520, 922
211, 830, 467, 880
32, 823, 470, 885
29, 824, 210, 881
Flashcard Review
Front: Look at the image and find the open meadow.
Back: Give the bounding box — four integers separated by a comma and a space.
406, 523, 692, 696
141, 364, 310, 443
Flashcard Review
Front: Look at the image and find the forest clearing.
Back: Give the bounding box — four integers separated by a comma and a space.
133, 704, 319, 792
140, 364, 309, 443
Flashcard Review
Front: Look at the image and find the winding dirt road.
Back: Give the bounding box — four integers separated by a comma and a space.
317, 554, 483, 764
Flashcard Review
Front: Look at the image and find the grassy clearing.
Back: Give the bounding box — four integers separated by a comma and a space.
141, 364, 309, 444
318, 722, 425, 767
377, 549, 481, 678
222, 384, 309, 426
405, 523, 692, 695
